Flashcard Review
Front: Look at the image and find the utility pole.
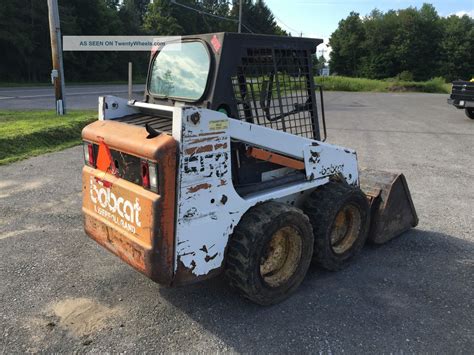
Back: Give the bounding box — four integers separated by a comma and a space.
128, 62, 133, 101
47, 0, 66, 115
238, 0, 242, 33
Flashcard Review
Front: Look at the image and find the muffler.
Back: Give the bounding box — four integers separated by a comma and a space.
359, 169, 418, 244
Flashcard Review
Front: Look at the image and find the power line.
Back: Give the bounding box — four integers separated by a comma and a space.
273, 14, 302, 35
170, 0, 238, 23
201, 11, 212, 32
241, 22, 255, 33
170, 1, 256, 33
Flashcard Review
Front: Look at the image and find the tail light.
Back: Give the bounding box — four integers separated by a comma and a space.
83, 142, 95, 167
141, 160, 159, 193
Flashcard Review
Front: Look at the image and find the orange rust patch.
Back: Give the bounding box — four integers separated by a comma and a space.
84, 213, 147, 273
189, 137, 221, 144
214, 143, 228, 150
219, 179, 227, 186
198, 131, 225, 136
185, 144, 213, 155
187, 183, 212, 193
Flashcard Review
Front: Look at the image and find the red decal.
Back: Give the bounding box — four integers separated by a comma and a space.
94, 177, 113, 188
211, 35, 221, 53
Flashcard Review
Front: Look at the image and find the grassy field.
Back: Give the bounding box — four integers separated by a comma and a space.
316, 76, 450, 93
242, 75, 450, 98
0, 110, 96, 165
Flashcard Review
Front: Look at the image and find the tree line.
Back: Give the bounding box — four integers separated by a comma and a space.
329, 4, 474, 81
0, 0, 284, 83
1, 1, 472, 84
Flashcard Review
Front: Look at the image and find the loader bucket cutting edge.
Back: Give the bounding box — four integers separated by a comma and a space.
359, 169, 418, 244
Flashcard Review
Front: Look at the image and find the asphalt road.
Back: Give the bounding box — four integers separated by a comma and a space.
0, 84, 144, 110
1, 92, 473, 352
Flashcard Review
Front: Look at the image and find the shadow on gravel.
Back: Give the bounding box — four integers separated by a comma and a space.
159, 229, 473, 352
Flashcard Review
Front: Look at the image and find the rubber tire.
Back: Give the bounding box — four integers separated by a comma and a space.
225, 202, 313, 305
303, 182, 370, 271
465, 108, 474, 120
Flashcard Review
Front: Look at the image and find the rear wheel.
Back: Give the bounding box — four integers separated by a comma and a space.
465, 108, 474, 120
225, 202, 313, 305
303, 182, 370, 271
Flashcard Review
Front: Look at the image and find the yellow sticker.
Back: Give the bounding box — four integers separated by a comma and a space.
209, 120, 229, 131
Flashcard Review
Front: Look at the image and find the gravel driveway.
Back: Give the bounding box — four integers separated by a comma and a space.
1, 92, 473, 352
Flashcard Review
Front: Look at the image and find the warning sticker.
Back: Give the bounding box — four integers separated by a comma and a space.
209, 120, 229, 131
211, 35, 222, 53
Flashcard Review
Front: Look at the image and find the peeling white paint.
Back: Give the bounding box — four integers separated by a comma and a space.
173, 107, 359, 277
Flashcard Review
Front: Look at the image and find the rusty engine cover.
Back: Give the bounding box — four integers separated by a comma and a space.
82, 120, 177, 285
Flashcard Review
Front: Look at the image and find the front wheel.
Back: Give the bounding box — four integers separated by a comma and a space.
304, 182, 370, 271
225, 202, 314, 305
465, 108, 474, 120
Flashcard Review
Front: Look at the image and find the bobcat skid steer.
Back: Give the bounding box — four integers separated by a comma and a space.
82, 33, 418, 305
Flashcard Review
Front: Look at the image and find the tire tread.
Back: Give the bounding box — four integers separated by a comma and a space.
225, 202, 313, 305
303, 182, 369, 271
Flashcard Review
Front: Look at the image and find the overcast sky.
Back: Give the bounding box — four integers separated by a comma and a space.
265, 0, 474, 58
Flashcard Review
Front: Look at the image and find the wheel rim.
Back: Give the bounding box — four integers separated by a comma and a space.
260, 226, 302, 288
330, 204, 361, 254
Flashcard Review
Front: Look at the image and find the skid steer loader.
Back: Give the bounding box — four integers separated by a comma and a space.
82, 33, 418, 305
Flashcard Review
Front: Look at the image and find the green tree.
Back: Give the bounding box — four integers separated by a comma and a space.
0, 0, 50, 82
328, 4, 472, 81
329, 12, 366, 76
313, 55, 326, 74
142, 0, 183, 35
60, 0, 127, 81
393, 4, 441, 80
0, 0, 288, 83
438, 15, 474, 81
230, 0, 286, 34
359, 9, 399, 79
119, 0, 143, 34
199, 0, 234, 33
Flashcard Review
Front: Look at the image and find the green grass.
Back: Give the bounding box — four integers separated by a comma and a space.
239, 75, 450, 99
0, 110, 96, 165
316, 76, 450, 93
